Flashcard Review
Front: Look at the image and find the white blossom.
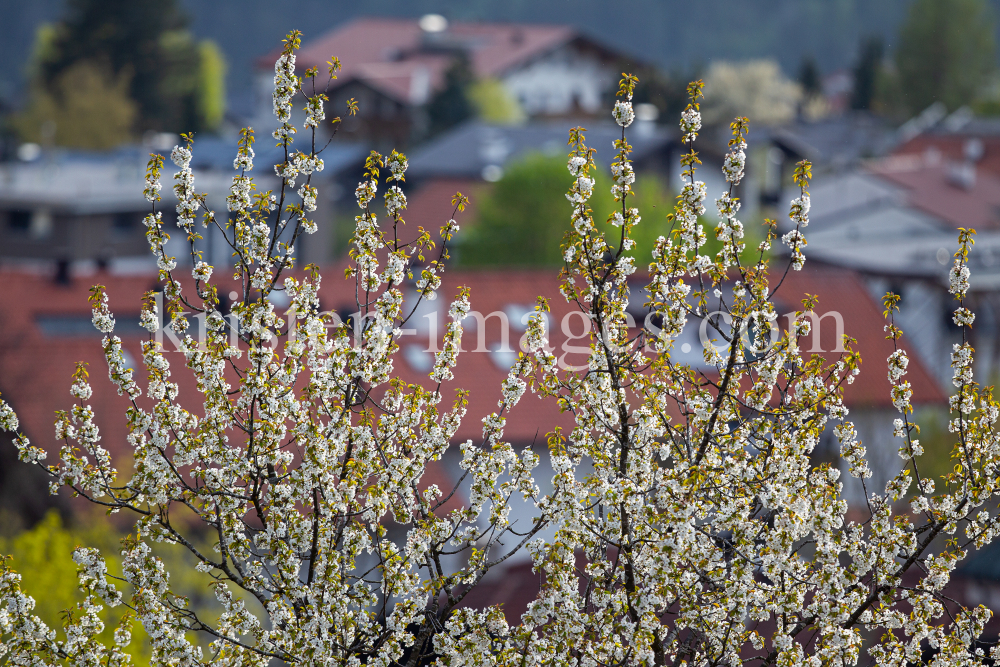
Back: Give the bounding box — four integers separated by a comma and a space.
612, 100, 635, 127
680, 107, 701, 142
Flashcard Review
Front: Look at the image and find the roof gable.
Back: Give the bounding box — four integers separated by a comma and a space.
257, 17, 606, 105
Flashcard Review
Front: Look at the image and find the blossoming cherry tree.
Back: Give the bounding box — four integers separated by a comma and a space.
2, 32, 999, 667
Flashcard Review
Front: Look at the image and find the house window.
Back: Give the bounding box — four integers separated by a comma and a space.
8, 210, 31, 232
7, 209, 51, 239
113, 212, 140, 233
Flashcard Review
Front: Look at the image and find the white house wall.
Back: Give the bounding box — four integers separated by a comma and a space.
500, 45, 611, 116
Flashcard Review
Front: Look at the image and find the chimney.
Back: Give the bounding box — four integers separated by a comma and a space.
946, 161, 976, 190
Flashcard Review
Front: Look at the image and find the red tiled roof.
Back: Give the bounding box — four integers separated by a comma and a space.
771, 263, 945, 408
868, 155, 1000, 230
0, 268, 471, 513
258, 17, 580, 105
376, 268, 579, 444
349, 57, 452, 105
892, 134, 1000, 183
0, 260, 943, 512
456, 560, 540, 622
0, 271, 156, 474
404, 178, 483, 236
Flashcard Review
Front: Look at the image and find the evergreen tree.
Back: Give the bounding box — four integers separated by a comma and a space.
851, 36, 883, 111
29, 0, 226, 139
426, 55, 474, 136
895, 0, 996, 112
798, 55, 821, 99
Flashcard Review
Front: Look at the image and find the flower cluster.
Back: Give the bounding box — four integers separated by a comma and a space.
304, 93, 325, 129
950, 228, 976, 298
713, 120, 750, 267
780, 160, 812, 270
611, 159, 634, 187
273, 52, 296, 123
953, 306, 975, 327
887, 348, 909, 383
431, 291, 470, 382
298, 183, 318, 212
234, 127, 255, 171
89, 287, 115, 334
355, 178, 377, 209
192, 260, 213, 282
143, 155, 163, 202
229, 175, 253, 212
294, 151, 324, 175
722, 138, 746, 185
385, 185, 406, 216
387, 150, 408, 180
0, 395, 17, 432
171, 142, 200, 232
680, 107, 701, 142
612, 99, 635, 127
789, 195, 810, 227
140, 291, 158, 333
275, 160, 299, 187
950, 259, 971, 297
782, 229, 806, 270
952, 342, 974, 389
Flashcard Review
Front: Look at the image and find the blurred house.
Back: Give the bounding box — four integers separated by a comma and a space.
0, 151, 159, 277
778, 148, 1000, 394
395, 118, 679, 243
891, 107, 1000, 181
0, 138, 366, 275
758, 112, 896, 206
255, 16, 631, 148
407, 118, 675, 184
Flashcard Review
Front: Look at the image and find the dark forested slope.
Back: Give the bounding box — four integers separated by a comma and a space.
0, 0, 919, 108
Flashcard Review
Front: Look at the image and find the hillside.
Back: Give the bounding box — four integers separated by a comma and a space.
0, 0, 918, 110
